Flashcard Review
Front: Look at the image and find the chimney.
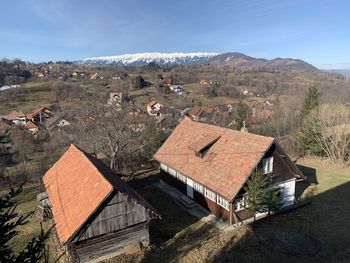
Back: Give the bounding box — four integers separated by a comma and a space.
241, 120, 248, 133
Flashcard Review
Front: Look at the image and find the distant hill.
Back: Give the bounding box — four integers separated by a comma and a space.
325, 69, 350, 78
208, 52, 318, 71
79, 52, 318, 71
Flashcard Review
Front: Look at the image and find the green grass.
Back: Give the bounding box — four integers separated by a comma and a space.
0, 183, 66, 262
0, 184, 44, 254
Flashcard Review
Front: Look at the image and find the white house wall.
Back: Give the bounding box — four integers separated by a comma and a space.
276, 178, 296, 208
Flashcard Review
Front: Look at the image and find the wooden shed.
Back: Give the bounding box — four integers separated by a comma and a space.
43, 144, 159, 262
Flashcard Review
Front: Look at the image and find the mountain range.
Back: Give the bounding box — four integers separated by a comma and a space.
79, 52, 318, 71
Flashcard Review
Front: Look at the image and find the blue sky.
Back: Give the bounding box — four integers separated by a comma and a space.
1, 0, 349, 68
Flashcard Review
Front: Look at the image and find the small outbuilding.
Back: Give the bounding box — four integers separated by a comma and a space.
43, 144, 159, 262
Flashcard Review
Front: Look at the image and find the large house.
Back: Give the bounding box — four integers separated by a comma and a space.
43, 145, 159, 262
154, 118, 303, 225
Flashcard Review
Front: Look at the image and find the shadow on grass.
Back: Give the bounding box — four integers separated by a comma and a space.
209, 181, 350, 263
135, 185, 198, 246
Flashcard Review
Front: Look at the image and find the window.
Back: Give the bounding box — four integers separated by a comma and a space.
217, 195, 229, 210
234, 197, 246, 211
177, 172, 187, 183
168, 167, 176, 177
193, 181, 204, 193
262, 157, 273, 174
160, 163, 168, 172
204, 188, 216, 202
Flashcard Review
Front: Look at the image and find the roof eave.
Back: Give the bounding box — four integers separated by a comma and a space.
229, 138, 275, 201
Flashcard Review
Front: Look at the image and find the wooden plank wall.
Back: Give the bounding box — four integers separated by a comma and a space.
73, 222, 149, 263
73, 191, 150, 242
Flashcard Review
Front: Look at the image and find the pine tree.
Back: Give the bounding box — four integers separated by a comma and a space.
243, 170, 280, 220
0, 186, 51, 263
301, 85, 319, 121
300, 85, 322, 155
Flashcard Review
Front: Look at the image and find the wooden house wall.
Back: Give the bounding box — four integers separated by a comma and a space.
72, 222, 149, 263
73, 191, 150, 243
160, 170, 230, 222
267, 144, 296, 183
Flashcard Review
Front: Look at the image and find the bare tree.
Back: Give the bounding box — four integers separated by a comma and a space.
305, 104, 350, 165
73, 103, 156, 173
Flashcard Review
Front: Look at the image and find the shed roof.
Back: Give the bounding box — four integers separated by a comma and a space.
154, 118, 275, 200
43, 144, 158, 244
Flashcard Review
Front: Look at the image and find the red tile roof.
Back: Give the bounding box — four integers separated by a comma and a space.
154, 118, 274, 200
5, 110, 25, 120
24, 121, 38, 130
147, 100, 158, 108
188, 106, 215, 117
31, 106, 50, 117
44, 144, 158, 244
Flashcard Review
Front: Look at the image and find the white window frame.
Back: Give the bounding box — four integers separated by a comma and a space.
160, 163, 168, 172
216, 195, 229, 210
177, 172, 187, 183
234, 197, 246, 212
262, 157, 273, 174
204, 188, 216, 202
193, 181, 204, 193
168, 167, 177, 177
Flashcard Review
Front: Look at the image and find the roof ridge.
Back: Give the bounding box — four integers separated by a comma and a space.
182, 118, 274, 140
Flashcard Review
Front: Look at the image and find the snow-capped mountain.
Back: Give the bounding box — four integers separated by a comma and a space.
80, 52, 220, 66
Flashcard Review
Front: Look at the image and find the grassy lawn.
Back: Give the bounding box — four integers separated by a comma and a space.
0, 183, 66, 262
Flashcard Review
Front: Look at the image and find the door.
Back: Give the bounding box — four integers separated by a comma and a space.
186, 178, 194, 199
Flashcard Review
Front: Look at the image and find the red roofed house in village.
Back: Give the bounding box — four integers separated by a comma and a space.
161, 78, 172, 86
154, 118, 303, 225
188, 106, 216, 122
108, 92, 124, 106
88, 71, 102, 80
43, 145, 159, 262
147, 100, 163, 116
24, 121, 39, 135
4, 110, 27, 125
29, 106, 54, 124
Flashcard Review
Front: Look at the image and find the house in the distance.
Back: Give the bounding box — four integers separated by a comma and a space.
199, 79, 209, 85
112, 72, 128, 80
147, 100, 163, 116
29, 106, 54, 124
24, 121, 39, 135
88, 71, 102, 80
71, 71, 86, 79
108, 92, 124, 106
154, 119, 303, 225
161, 78, 172, 86
188, 106, 216, 122
241, 88, 255, 96
43, 145, 159, 263
4, 110, 27, 125
170, 85, 183, 95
